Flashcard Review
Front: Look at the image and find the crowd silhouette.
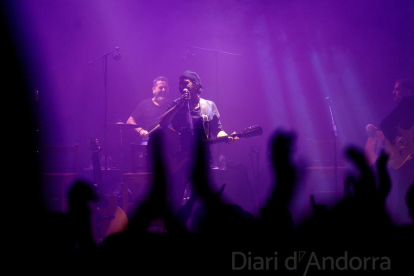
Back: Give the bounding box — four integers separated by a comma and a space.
2, 1, 412, 273
21, 128, 411, 274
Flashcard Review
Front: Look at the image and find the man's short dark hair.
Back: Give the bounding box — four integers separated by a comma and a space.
396, 78, 414, 94
153, 76, 168, 88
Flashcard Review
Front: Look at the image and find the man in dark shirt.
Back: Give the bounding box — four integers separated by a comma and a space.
380, 78, 414, 225
158, 70, 238, 211
126, 76, 170, 144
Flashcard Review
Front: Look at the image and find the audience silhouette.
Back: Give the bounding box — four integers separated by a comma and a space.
22, 128, 414, 273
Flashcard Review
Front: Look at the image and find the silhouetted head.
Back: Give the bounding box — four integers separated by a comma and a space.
68, 180, 98, 207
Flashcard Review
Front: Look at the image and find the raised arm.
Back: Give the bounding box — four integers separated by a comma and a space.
159, 94, 188, 128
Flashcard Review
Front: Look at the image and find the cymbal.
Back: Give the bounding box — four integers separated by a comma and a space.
106, 123, 140, 129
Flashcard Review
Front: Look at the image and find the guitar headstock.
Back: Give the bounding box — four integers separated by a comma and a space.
239, 125, 263, 139
89, 138, 101, 153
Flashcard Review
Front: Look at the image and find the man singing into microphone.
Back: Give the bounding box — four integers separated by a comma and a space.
158, 70, 238, 211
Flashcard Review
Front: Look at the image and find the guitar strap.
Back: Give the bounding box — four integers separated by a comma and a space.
199, 98, 209, 140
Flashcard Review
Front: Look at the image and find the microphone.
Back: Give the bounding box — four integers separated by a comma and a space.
182, 88, 191, 99
112, 46, 121, 60
326, 96, 332, 103
183, 88, 194, 135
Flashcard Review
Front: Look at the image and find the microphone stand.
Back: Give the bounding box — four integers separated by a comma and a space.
186, 45, 241, 152
88, 47, 120, 181
187, 99, 194, 136
187, 45, 242, 107
326, 98, 338, 200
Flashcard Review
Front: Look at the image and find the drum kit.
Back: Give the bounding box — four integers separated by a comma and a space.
107, 122, 141, 130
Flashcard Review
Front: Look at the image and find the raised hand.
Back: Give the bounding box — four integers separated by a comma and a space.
259, 129, 298, 233
126, 129, 186, 234
343, 146, 392, 227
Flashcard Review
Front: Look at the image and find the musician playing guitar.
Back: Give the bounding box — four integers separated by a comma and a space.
158, 70, 239, 212
379, 78, 414, 225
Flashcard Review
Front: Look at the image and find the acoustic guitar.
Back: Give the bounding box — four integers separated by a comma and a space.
365, 124, 413, 169
89, 138, 128, 243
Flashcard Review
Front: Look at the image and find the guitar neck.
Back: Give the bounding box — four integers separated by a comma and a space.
205, 126, 263, 145
206, 133, 241, 145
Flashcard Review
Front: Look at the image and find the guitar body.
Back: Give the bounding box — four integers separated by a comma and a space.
93, 195, 128, 241
383, 126, 414, 169
147, 127, 191, 174
365, 125, 413, 169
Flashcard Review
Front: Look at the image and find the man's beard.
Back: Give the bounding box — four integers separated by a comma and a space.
155, 95, 167, 101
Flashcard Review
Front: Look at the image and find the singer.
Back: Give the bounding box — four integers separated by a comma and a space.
157, 70, 238, 211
